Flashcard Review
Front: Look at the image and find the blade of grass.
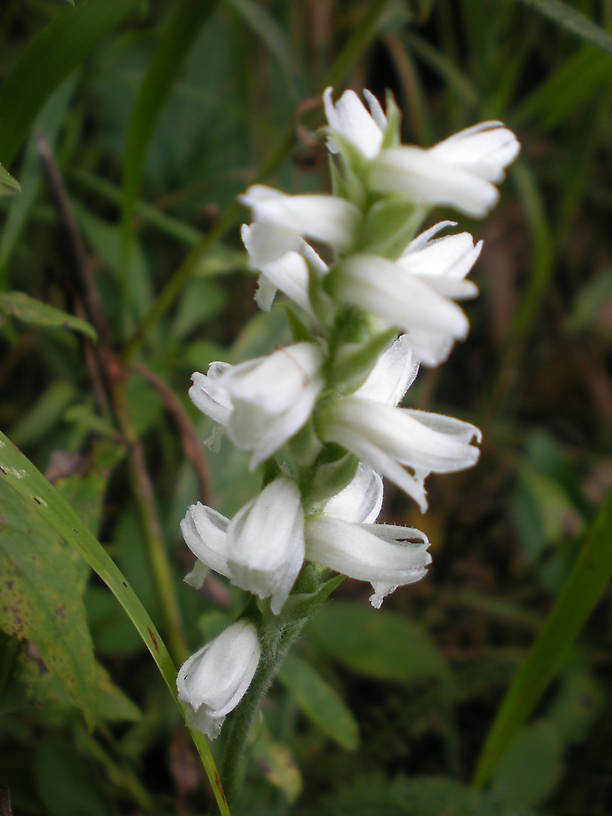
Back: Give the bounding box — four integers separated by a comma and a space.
0, 0, 137, 165
517, 0, 612, 54
120, 0, 220, 260
0, 430, 230, 816
472, 485, 612, 789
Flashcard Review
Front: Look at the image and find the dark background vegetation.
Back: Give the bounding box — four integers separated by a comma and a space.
1, 1, 611, 814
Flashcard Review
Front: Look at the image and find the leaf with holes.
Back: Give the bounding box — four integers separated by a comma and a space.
0, 476, 117, 728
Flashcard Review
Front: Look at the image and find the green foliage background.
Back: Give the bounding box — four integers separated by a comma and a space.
1, 1, 612, 814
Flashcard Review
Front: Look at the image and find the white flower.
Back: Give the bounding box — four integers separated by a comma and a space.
305, 462, 431, 608
177, 620, 261, 740
369, 121, 520, 217
189, 342, 324, 469
332, 254, 470, 353
318, 398, 481, 511
330, 219, 484, 365
238, 184, 361, 251
323, 86, 387, 159
306, 516, 431, 608
181, 477, 305, 615
241, 222, 327, 315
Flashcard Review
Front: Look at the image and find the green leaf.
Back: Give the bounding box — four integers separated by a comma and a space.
0, 0, 138, 165
278, 653, 359, 749
120, 0, 220, 249
473, 485, 612, 789
0, 431, 229, 816
0, 291, 97, 341
251, 726, 302, 804
0, 478, 115, 727
491, 720, 562, 808
0, 162, 20, 196
517, 0, 612, 54
307, 601, 448, 682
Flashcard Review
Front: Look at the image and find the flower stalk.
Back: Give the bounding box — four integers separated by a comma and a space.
175, 85, 520, 803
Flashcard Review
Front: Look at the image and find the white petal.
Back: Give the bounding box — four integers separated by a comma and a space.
180, 503, 231, 578
238, 184, 361, 250
430, 121, 521, 183
306, 516, 431, 605
403, 327, 455, 367
354, 334, 419, 406
363, 89, 387, 132
320, 398, 480, 507
256, 251, 313, 315
189, 365, 233, 425
322, 462, 384, 524
227, 478, 305, 614
242, 222, 313, 313
254, 274, 277, 311
323, 87, 385, 159
369, 146, 500, 217
241, 221, 302, 266
336, 254, 469, 339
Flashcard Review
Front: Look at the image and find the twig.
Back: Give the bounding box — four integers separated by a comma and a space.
131, 362, 210, 501
35, 130, 112, 352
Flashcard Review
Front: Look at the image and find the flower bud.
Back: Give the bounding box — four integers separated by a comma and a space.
177, 621, 261, 740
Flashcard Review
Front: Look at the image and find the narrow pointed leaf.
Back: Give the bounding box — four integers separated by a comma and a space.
473, 485, 612, 789
120, 0, 220, 247
0, 291, 97, 341
517, 0, 612, 54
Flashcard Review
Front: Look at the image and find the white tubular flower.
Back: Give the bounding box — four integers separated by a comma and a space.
306, 516, 431, 609
189, 342, 324, 469
177, 621, 261, 740
318, 398, 481, 511
227, 477, 305, 615
369, 121, 520, 217
239, 184, 361, 251
332, 254, 470, 349
241, 222, 327, 315
305, 462, 431, 608
323, 86, 386, 159
180, 478, 305, 615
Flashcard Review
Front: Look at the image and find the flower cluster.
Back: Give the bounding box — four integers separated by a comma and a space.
177, 88, 520, 737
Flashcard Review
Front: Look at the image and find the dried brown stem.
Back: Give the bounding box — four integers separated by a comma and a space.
131, 362, 210, 502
